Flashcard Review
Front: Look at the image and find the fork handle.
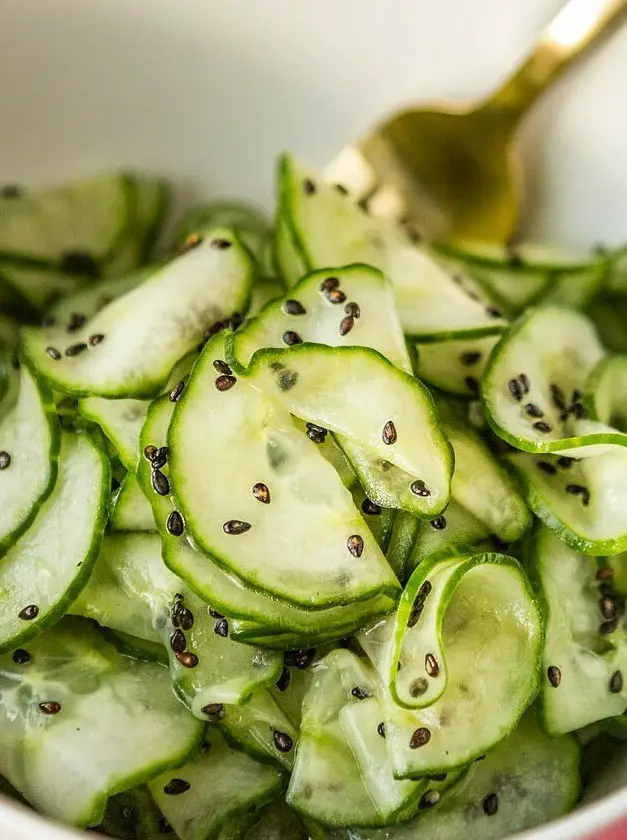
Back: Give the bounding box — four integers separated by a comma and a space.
484, 0, 627, 119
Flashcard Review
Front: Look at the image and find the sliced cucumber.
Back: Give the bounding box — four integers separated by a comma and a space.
242, 799, 308, 840
529, 527, 627, 734
22, 228, 253, 398
140, 395, 394, 636
481, 306, 627, 457
246, 345, 453, 519
342, 710, 580, 840
588, 295, 627, 353
101, 629, 169, 666
275, 155, 507, 341
385, 512, 420, 584
149, 728, 284, 840
585, 354, 627, 431
408, 500, 488, 571
508, 449, 627, 554
249, 278, 285, 318
437, 398, 531, 542
110, 473, 157, 532
415, 335, 498, 398
0, 431, 108, 650
358, 552, 542, 776
96, 786, 165, 840
0, 617, 203, 827
169, 334, 398, 609
0, 365, 59, 551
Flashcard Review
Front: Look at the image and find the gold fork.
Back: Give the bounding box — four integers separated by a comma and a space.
324, 0, 627, 243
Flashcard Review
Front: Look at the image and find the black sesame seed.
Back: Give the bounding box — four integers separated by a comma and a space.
409, 727, 431, 749
537, 460, 557, 475
600, 597, 616, 620
519, 373, 530, 394
169, 629, 187, 654
163, 779, 190, 796
572, 389, 582, 403
211, 238, 232, 250
223, 520, 251, 535
377, 722, 386, 738
464, 376, 479, 395
549, 384, 567, 411
215, 374, 237, 392
533, 421, 552, 433
558, 456, 575, 469
409, 678, 429, 697
525, 403, 544, 418
144, 445, 158, 462
320, 277, 339, 293
151, 447, 169, 470
208, 607, 224, 619
566, 484, 589, 507
252, 482, 271, 504
407, 603, 424, 629
425, 653, 440, 677
273, 730, 294, 753
88, 334, 105, 347
335, 183, 349, 195
178, 607, 194, 631
483, 793, 499, 816
430, 516, 447, 530
351, 686, 369, 700
326, 289, 347, 305
38, 701, 62, 715
382, 420, 397, 445
278, 370, 298, 391
601, 618, 618, 635
152, 470, 170, 496
339, 315, 355, 336
303, 179, 316, 195
214, 618, 229, 637
610, 671, 624, 694
276, 666, 291, 692
60, 250, 99, 278
45, 346, 62, 360
65, 342, 88, 357
486, 307, 502, 318
420, 790, 441, 809
508, 378, 524, 401
0, 451, 11, 470
18, 605, 39, 621
420, 580, 433, 598
282, 330, 303, 346
547, 665, 561, 688
597, 567, 614, 582
213, 359, 232, 375
570, 402, 587, 419
284, 299, 306, 316
169, 381, 185, 403
361, 497, 382, 516
410, 479, 431, 497
345, 301, 361, 319
1, 184, 21, 198
347, 535, 364, 558
175, 651, 198, 668
285, 649, 316, 670
460, 351, 481, 367
67, 312, 87, 332
202, 703, 225, 718
12, 649, 30, 665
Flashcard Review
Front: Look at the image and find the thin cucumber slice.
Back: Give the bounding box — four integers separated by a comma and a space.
109, 177, 170, 273
0, 617, 203, 827
358, 552, 542, 775
437, 398, 531, 542
72, 533, 282, 715
247, 345, 454, 519
140, 396, 395, 635
584, 354, 627, 431
386, 513, 420, 584
218, 690, 299, 771
0, 365, 59, 552
231, 264, 411, 373
508, 449, 627, 554
588, 295, 627, 352
408, 500, 488, 571
415, 335, 499, 398
243, 800, 308, 840
482, 306, 624, 456
110, 473, 157, 532
169, 334, 398, 609
276, 155, 507, 341
101, 629, 169, 666
343, 710, 580, 840
96, 786, 165, 840
529, 527, 627, 734
149, 728, 284, 840
287, 649, 421, 827
0, 431, 108, 651
22, 228, 253, 398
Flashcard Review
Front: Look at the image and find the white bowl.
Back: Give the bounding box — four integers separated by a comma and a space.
1, 0, 627, 838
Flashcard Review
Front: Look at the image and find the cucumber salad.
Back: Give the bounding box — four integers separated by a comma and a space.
1, 159, 627, 840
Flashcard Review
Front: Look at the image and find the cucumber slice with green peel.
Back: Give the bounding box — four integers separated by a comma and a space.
169, 334, 399, 609
287, 649, 419, 827
437, 398, 531, 542
148, 727, 285, 840
218, 690, 299, 771
588, 295, 627, 353
385, 513, 420, 584
110, 473, 157, 532
481, 306, 625, 455
0, 365, 60, 552
111, 177, 170, 272
528, 527, 627, 734
246, 345, 454, 519
231, 264, 411, 374
415, 335, 498, 398
72, 533, 282, 715
173, 201, 271, 264
0, 617, 204, 827
227, 615, 390, 651
101, 628, 169, 667
22, 229, 253, 399
139, 396, 394, 635
358, 551, 542, 775
341, 710, 580, 840
507, 449, 627, 554
408, 501, 488, 571
275, 155, 507, 341
0, 431, 108, 651
584, 355, 627, 431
